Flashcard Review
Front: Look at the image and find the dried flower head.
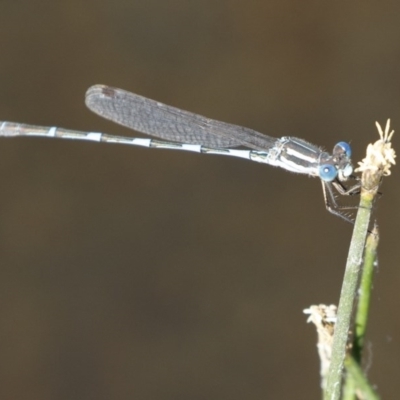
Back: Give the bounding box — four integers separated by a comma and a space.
304, 304, 338, 388
355, 119, 396, 177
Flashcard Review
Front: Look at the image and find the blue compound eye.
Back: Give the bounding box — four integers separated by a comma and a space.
319, 164, 337, 182
335, 141, 352, 158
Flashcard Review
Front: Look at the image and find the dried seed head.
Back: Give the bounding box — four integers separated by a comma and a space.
355, 119, 396, 176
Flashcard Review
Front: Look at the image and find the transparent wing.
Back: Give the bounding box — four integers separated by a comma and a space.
85, 85, 276, 150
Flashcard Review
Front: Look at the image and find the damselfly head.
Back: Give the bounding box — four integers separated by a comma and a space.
333, 141, 353, 181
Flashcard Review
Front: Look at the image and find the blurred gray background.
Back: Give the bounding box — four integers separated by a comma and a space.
0, 1, 399, 399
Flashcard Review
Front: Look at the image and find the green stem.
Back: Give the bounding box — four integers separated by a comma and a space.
353, 226, 379, 360
344, 356, 381, 400
341, 226, 379, 400
322, 121, 393, 399
324, 192, 373, 400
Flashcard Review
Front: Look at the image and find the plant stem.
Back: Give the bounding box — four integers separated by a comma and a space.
323, 119, 394, 399
344, 356, 381, 400
353, 226, 379, 361
341, 225, 379, 400
323, 193, 372, 400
